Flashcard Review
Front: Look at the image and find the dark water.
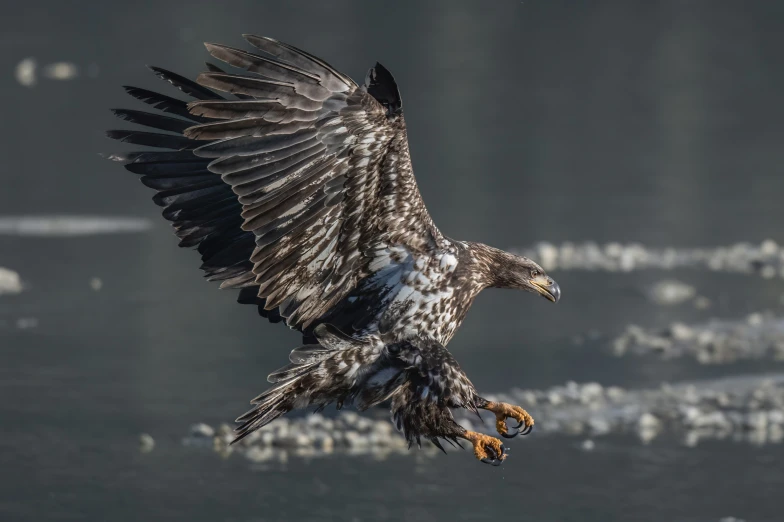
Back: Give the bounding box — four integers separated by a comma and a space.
2, 1, 784, 521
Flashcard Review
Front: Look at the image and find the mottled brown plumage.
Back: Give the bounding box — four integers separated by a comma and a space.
107, 35, 560, 464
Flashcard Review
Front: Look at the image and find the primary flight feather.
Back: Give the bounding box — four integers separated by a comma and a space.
108, 35, 560, 465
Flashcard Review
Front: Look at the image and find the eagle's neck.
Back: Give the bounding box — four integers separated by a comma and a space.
463, 242, 529, 290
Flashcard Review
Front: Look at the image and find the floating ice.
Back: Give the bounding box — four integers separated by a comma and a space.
139, 433, 155, 453
612, 312, 784, 363
648, 279, 696, 305
42, 62, 78, 80
15, 58, 84, 87
512, 240, 784, 278
180, 373, 784, 463
0, 267, 23, 295
15, 58, 36, 87
476, 374, 784, 447
0, 216, 152, 236
89, 277, 103, 291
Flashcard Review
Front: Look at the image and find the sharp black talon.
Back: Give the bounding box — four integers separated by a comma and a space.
520, 424, 534, 436
513, 420, 525, 429
485, 445, 498, 460
499, 444, 506, 457
502, 427, 519, 439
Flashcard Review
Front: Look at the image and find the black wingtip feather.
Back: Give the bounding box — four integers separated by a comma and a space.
147, 65, 225, 101
365, 62, 402, 116
110, 108, 192, 134
204, 61, 223, 73
106, 129, 195, 150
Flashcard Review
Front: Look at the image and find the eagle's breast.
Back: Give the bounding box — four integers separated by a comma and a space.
358, 241, 475, 345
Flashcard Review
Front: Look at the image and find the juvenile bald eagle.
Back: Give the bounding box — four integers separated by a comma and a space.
108, 35, 560, 465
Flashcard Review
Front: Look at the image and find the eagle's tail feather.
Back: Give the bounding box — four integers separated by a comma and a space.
230, 324, 383, 444
232, 398, 288, 444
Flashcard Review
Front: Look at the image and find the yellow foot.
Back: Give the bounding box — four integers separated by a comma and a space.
462, 430, 506, 466
485, 401, 535, 439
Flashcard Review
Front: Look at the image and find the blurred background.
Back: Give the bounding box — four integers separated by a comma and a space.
2, 1, 784, 521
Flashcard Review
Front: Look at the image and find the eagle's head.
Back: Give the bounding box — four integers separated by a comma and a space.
515, 259, 561, 303
471, 244, 561, 302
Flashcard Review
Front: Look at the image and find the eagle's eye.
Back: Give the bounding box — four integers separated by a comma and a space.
530, 269, 541, 278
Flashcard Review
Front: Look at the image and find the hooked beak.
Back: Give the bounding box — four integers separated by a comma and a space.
529, 274, 561, 303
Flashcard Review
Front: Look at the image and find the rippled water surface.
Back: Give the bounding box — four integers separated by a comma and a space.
2, 1, 784, 521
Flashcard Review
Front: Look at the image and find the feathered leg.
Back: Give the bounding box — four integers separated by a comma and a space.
389, 389, 508, 466
389, 340, 513, 465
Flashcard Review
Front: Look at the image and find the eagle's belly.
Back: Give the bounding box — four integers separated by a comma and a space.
345, 243, 472, 346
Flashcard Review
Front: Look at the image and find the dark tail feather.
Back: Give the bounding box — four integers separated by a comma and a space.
232, 407, 288, 444
231, 384, 291, 444
430, 437, 447, 455
230, 326, 378, 444
230, 336, 340, 444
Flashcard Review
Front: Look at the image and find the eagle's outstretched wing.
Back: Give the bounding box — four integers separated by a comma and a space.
108, 35, 444, 334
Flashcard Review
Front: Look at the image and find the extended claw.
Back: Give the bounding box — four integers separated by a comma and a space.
465, 431, 507, 465
502, 419, 534, 437
501, 425, 519, 439
486, 444, 496, 459
480, 443, 506, 466
489, 402, 535, 438
481, 457, 503, 466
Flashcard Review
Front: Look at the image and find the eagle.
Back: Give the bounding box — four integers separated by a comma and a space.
107, 35, 561, 465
